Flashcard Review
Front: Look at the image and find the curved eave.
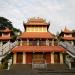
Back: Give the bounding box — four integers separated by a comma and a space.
12, 46, 65, 53
60, 37, 75, 40
19, 36, 54, 39
0, 37, 12, 41
24, 22, 50, 26
18, 32, 55, 39
60, 31, 73, 34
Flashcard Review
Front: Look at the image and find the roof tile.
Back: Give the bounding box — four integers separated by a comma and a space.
19, 32, 54, 39
12, 46, 65, 52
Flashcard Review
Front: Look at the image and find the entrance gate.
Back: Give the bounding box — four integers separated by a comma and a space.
32, 53, 47, 69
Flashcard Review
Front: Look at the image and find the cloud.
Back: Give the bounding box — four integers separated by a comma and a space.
0, 0, 75, 34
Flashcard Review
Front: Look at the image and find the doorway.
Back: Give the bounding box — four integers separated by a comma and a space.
16, 52, 23, 63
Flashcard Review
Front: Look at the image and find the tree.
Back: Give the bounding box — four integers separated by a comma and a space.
12, 28, 21, 40
0, 16, 21, 36
0, 17, 13, 30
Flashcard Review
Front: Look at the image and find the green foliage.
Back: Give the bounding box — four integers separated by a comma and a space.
0, 16, 21, 40
13, 27, 21, 35
0, 17, 13, 30
0, 16, 21, 33
13, 28, 21, 32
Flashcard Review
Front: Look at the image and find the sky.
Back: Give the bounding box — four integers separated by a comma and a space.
0, 0, 75, 34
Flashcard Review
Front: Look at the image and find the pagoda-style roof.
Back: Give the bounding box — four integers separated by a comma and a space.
19, 32, 54, 39
12, 46, 65, 52
0, 28, 12, 33
61, 27, 72, 34
61, 37, 75, 40
23, 17, 50, 26
59, 27, 73, 37
0, 36, 12, 40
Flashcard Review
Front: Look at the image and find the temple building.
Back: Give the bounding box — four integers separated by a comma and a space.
59, 27, 75, 45
59, 27, 75, 69
12, 17, 65, 66
0, 28, 13, 45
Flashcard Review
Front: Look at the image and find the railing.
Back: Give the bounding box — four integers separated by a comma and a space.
59, 41, 75, 58
0, 40, 18, 70
32, 63, 47, 69
0, 40, 18, 57
22, 41, 27, 45
39, 41, 46, 46
32, 58, 47, 69
10, 41, 18, 49
0, 44, 2, 47
0, 46, 2, 56
29, 41, 37, 46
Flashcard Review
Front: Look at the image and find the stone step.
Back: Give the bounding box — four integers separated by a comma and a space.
10, 64, 68, 71
10, 64, 32, 71
47, 64, 68, 70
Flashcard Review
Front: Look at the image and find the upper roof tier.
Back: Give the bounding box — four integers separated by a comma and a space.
61, 27, 72, 33
0, 28, 12, 33
0, 37, 12, 41
19, 32, 54, 39
23, 17, 50, 26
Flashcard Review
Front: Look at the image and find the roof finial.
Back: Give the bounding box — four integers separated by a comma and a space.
64, 26, 71, 32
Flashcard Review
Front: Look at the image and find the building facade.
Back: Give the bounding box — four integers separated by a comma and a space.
59, 27, 75, 69
59, 27, 75, 45
0, 28, 13, 45
12, 18, 65, 65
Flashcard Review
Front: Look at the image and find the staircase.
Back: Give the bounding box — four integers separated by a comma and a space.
0, 40, 18, 63
59, 41, 75, 58
10, 64, 32, 71
59, 41, 75, 69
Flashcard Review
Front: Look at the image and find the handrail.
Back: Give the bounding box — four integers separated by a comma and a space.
0, 40, 18, 57
59, 41, 75, 58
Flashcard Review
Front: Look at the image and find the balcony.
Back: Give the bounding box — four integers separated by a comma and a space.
39, 41, 46, 46
29, 41, 37, 46
20, 39, 59, 46
22, 41, 27, 45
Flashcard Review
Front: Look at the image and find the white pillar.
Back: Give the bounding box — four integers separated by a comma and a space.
20, 40, 22, 46
52, 39, 54, 46
37, 40, 39, 46
23, 52, 26, 64
60, 53, 63, 64
8, 33, 10, 36
13, 53, 17, 64
27, 39, 29, 45
46, 39, 49, 46
51, 52, 54, 64
2, 33, 3, 37
69, 62, 71, 69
